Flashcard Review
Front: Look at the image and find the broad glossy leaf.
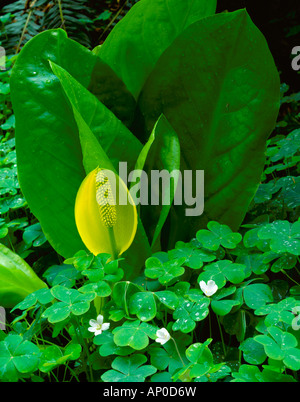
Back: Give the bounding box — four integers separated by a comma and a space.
99, 0, 217, 99
49, 61, 142, 173
0, 244, 47, 308
137, 10, 280, 243
10, 29, 138, 258
50, 61, 150, 271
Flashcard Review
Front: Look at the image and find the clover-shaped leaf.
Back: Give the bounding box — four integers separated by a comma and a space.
168, 241, 216, 269
94, 332, 132, 357
64, 250, 95, 271
155, 291, 179, 310
258, 220, 300, 255
196, 221, 242, 251
43, 264, 81, 287
149, 335, 188, 375
277, 176, 300, 209
23, 222, 47, 247
172, 298, 210, 333
237, 253, 269, 276
79, 280, 111, 298
186, 340, 213, 364
11, 287, 54, 312
129, 292, 157, 322
256, 367, 296, 382
42, 285, 95, 323
77, 253, 117, 281
231, 364, 261, 382
38, 344, 81, 373
113, 320, 157, 350
270, 253, 297, 273
239, 338, 267, 365
103, 259, 124, 282
269, 129, 300, 162
101, 354, 157, 382
255, 326, 300, 370
255, 297, 298, 327
173, 340, 214, 381
0, 334, 40, 382
253, 181, 280, 204
243, 283, 273, 310
197, 260, 246, 288
145, 256, 185, 285
210, 287, 240, 316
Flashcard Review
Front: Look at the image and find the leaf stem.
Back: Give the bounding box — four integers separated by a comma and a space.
73, 317, 94, 382
171, 337, 185, 367
16, 0, 38, 54
57, 0, 66, 31
281, 269, 300, 287
216, 314, 226, 357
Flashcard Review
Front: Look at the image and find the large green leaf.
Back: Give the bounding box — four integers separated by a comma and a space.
99, 0, 217, 99
0, 244, 47, 308
49, 61, 141, 174
10, 29, 138, 258
132, 114, 180, 249
137, 10, 280, 243
49, 61, 150, 276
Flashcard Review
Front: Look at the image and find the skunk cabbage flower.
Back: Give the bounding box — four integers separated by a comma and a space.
75, 167, 137, 259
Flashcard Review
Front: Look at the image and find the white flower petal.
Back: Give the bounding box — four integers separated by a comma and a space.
89, 319, 98, 327
292, 315, 300, 331
156, 328, 168, 338
155, 338, 166, 345
101, 323, 110, 331
292, 306, 300, 315
96, 315, 104, 325
155, 328, 171, 345
200, 280, 218, 297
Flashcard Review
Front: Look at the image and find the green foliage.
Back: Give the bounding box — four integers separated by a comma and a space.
0, 0, 299, 385
1, 216, 299, 382
0, 244, 47, 308
101, 354, 157, 382
10, 0, 280, 269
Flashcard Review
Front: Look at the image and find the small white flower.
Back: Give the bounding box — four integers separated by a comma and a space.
199, 280, 218, 297
88, 314, 110, 336
292, 307, 300, 331
155, 328, 171, 345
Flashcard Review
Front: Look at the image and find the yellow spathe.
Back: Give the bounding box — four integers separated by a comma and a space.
75, 167, 137, 258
